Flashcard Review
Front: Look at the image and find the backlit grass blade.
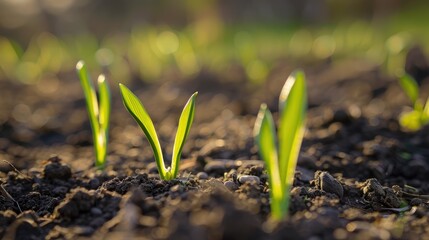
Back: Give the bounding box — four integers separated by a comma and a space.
278, 70, 307, 189
98, 75, 110, 132
119, 83, 167, 178
399, 74, 419, 106
253, 104, 284, 220
171, 92, 198, 178
96, 74, 110, 167
76, 61, 99, 133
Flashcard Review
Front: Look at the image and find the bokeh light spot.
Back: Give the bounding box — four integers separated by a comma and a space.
246, 60, 268, 84
313, 35, 336, 59
96, 48, 114, 66
156, 31, 179, 55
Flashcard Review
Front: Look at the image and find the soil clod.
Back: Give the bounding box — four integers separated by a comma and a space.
313, 171, 344, 199
360, 178, 401, 208
43, 156, 72, 180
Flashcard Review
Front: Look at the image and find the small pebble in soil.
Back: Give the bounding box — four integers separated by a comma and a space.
224, 181, 238, 191
196, 172, 208, 180
238, 175, 260, 185
313, 171, 343, 199
170, 184, 184, 193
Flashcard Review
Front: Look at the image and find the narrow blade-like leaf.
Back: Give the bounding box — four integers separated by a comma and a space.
253, 104, 284, 220
95, 74, 111, 167
98, 74, 110, 131
76, 61, 99, 132
278, 70, 307, 188
171, 92, 198, 179
119, 83, 167, 178
399, 74, 419, 106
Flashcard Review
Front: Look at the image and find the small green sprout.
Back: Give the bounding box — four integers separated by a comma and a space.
398, 74, 429, 130
76, 61, 111, 169
119, 84, 197, 180
253, 70, 307, 221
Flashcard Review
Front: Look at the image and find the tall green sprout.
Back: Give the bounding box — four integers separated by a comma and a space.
119, 83, 197, 180
76, 61, 111, 169
254, 70, 307, 221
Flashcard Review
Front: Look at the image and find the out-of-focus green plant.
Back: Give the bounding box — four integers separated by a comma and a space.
253, 70, 307, 221
0, 37, 20, 79
119, 83, 197, 180
76, 61, 111, 169
398, 74, 429, 130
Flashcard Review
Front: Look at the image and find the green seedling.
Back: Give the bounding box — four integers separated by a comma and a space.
398, 74, 429, 130
119, 84, 197, 180
76, 61, 111, 169
254, 70, 307, 221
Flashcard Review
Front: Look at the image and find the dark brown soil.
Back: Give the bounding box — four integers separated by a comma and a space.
1, 57, 429, 239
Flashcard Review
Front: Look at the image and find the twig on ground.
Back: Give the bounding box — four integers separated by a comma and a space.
0, 184, 22, 213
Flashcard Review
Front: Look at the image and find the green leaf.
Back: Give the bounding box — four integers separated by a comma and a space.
171, 92, 198, 179
278, 70, 307, 188
254, 105, 278, 178
253, 104, 284, 220
95, 74, 111, 167
400, 110, 423, 131
98, 74, 110, 132
76, 61, 99, 133
399, 74, 419, 106
119, 83, 168, 178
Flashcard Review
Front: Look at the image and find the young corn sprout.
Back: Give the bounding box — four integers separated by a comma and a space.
119, 84, 197, 180
253, 70, 307, 221
76, 61, 111, 169
398, 74, 429, 130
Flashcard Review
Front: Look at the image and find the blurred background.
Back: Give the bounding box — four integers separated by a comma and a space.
1, 0, 428, 85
